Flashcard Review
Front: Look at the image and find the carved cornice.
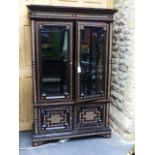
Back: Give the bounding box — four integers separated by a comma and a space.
30, 11, 114, 21
27, 5, 117, 22
27, 5, 117, 14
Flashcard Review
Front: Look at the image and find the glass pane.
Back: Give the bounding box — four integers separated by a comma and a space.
40, 25, 70, 98
80, 26, 106, 98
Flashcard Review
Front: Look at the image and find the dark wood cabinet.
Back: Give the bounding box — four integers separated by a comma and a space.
28, 5, 117, 146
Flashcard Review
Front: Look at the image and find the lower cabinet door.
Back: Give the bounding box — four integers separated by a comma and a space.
37, 105, 72, 133
75, 103, 107, 129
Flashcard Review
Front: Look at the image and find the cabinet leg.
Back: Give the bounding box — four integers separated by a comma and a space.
32, 141, 44, 147
102, 133, 111, 138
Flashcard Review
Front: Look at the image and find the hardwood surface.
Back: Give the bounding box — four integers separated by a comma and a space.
28, 5, 117, 146
19, 0, 114, 131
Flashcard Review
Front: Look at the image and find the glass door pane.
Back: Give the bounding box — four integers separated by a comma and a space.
77, 22, 108, 101
38, 22, 73, 100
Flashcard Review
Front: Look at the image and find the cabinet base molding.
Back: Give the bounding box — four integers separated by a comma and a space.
32, 127, 111, 146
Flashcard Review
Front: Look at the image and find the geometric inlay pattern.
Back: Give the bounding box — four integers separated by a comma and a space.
47, 114, 63, 124
83, 111, 98, 121
39, 106, 71, 132
76, 105, 104, 129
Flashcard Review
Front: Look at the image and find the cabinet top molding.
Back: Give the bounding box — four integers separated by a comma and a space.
27, 5, 117, 14
27, 5, 117, 22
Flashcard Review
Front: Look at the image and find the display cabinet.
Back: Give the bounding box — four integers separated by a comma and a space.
28, 5, 117, 146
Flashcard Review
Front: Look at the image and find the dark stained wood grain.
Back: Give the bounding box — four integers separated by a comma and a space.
28, 5, 117, 146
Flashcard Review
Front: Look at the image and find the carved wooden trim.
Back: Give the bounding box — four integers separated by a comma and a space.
31, 11, 72, 19
31, 20, 39, 134
34, 108, 39, 134
106, 102, 110, 127
32, 128, 111, 144
35, 21, 74, 104
31, 20, 37, 104
30, 11, 114, 22
75, 14, 113, 20
27, 5, 117, 14
107, 24, 113, 98
76, 21, 109, 102
105, 23, 109, 98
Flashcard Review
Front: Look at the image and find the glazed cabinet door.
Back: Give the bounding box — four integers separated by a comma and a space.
76, 22, 109, 102
35, 21, 73, 102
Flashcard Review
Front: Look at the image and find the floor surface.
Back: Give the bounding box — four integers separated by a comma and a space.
19, 131, 133, 155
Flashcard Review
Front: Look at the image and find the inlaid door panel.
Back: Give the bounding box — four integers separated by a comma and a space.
75, 104, 106, 129
38, 106, 72, 133
76, 22, 109, 102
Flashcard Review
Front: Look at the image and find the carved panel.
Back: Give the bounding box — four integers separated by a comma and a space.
38, 106, 72, 133
75, 104, 105, 129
